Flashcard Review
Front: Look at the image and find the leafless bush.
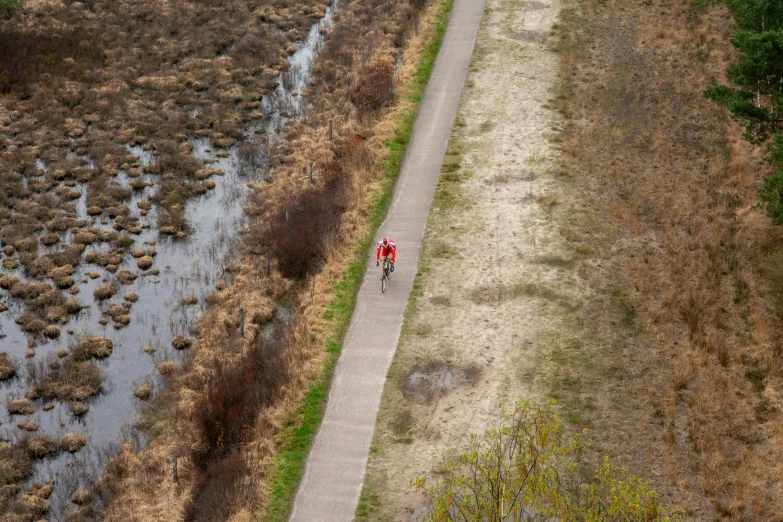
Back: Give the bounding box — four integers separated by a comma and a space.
258, 184, 343, 279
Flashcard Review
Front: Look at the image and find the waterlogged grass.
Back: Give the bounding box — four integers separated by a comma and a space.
264, 2, 454, 520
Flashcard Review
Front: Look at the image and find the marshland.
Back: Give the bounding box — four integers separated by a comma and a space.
1, 0, 438, 519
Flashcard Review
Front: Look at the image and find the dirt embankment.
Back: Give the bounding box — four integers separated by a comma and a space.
92, 1, 445, 521
361, 0, 783, 520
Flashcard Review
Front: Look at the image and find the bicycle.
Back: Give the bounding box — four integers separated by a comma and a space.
380, 258, 392, 293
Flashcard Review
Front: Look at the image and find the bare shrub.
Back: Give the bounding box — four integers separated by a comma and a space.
184, 453, 253, 522
259, 185, 343, 279
351, 58, 395, 115
191, 331, 289, 470
0, 29, 39, 94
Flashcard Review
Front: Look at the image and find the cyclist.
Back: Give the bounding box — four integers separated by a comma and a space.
376, 237, 396, 273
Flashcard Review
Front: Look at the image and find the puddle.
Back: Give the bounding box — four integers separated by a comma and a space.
0, 0, 345, 518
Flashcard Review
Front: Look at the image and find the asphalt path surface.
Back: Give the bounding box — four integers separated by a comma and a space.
289, 1, 485, 519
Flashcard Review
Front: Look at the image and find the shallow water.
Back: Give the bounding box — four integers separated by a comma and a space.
0, 2, 343, 517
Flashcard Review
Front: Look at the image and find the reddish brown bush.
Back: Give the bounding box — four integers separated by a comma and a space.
191, 331, 289, 469
351, 58, 395, 115
260, 184, 343, 280
183, 453, 250, 522
0, 29, 38, 94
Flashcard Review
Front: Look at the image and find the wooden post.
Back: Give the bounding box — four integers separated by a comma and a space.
239, 308, 245, 339
309, 162, 313, 183
328, 119, 333, 141
172, 453, 178, 483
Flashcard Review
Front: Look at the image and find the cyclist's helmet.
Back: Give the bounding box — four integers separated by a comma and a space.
382, 237, 389, 246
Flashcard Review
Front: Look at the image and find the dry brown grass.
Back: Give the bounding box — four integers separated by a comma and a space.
7, 399, 33, 415
96, 0, 443, 519
29, 353, 104, 402
0, 0, 333, 335
0, 351, 17, 380
61, 433, 87, 453
72, 337, 113, 360
553, 0, 783, 517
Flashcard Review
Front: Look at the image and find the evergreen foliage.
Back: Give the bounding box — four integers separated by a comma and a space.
705, 0, 783, 223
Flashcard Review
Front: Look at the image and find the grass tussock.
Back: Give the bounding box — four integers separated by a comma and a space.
554, 0, 783, 516
0, 351, 17, 380
27, 353, 104, 402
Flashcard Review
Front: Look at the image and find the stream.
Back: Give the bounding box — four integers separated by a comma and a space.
0, 2, 342, 518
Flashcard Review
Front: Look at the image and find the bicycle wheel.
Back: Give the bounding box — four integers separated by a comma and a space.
381, 273, 386, 293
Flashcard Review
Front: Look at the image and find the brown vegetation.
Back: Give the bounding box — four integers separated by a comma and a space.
552, 0, 783, 517
0, 0, 333, 335
72, 337, 113, 360
96, 0, 442, 518
61, 433, 87, 453
7, 399, 32, 415
28, 353, 104, 402
0, 351, 17, 380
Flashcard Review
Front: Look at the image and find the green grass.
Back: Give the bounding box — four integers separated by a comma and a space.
263, 2, 454, 520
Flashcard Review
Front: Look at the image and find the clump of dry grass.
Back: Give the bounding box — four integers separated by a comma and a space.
61, 433, 87, 453
20, 436, 59, 459
71, 489, 91, 506
17, 422, 37, 432
116, 270, 138, 285
158, 361, 176, 375
70, 402, 90, 416
171, 336, 192, 350
136, 255, 153, 270
29, 354, 104, 401
72, 337, 113, 360
0, 352, 17, 380
93, 284, 116, 301
134, 385, 152, 401
7, 400, 33, 415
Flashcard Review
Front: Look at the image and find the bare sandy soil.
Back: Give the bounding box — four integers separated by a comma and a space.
357, 0, 586, 518
360, 0, 783, 518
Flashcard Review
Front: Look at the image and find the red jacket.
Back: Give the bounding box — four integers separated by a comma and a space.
376, 239, 396, 263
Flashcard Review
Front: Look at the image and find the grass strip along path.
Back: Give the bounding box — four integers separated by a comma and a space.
264, 2, 456, 520
288, 0, 485, 520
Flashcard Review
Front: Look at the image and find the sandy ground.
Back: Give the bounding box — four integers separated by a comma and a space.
357, 0, 586, 518
288, 1, 485, 520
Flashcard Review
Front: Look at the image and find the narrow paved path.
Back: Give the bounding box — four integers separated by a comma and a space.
289, 0, 485, 520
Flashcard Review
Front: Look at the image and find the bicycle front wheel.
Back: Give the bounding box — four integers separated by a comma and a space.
381, 274, 386, 293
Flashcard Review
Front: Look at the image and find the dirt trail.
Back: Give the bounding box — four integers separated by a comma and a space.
288, 1, 485, 520
357, 0, 579, 519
